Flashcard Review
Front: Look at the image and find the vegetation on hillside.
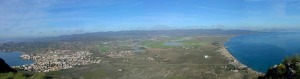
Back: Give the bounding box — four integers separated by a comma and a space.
0, 72, 46, 79
259, 55, 300, 79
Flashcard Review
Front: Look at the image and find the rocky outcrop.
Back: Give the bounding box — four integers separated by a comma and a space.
258, 56, 300, 79
0, 58, 17, 73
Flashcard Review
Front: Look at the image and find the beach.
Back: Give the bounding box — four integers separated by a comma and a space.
218, 46, 262, 75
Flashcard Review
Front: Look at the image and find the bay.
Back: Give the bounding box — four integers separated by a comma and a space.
225, 32, 300, 73
0, 51, 33, 66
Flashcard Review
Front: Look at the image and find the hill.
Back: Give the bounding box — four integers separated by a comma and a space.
259, 55, 300, 79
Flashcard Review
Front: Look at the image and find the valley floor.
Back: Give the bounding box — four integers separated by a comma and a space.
41, 36, 260, 79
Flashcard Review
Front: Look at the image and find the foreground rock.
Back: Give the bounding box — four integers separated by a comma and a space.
0, 58, 17, 73
258, 56, 300, 79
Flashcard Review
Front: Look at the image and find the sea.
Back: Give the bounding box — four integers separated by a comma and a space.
0, 51, 33, 66
225, 31, 300, 73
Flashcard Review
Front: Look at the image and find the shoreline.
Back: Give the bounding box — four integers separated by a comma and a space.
219, 46, 263, 75
0, 51, 34, 67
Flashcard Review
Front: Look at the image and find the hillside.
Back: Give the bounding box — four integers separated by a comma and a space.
259, 56, 300, 79
0, 58, 47, 79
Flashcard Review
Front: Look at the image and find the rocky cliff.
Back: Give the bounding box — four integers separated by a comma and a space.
0, 58, 17, 73
258, 56, 300, 79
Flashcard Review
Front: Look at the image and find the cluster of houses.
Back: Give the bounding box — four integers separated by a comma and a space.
15, 50, 101, 72
107, 51, 133, 58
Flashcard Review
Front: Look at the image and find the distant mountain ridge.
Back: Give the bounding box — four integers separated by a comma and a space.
1, 29, 257, 43
67, 29, 255, 37
0, 29, 257, 53
56, 29, 256, 41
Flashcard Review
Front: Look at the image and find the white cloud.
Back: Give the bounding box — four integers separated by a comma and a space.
0, 0, 100, 37
0, 0, 50, 29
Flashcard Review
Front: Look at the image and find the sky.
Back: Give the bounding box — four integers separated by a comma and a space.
0, 0, 300, 38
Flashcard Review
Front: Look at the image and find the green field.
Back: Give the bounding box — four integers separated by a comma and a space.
45, 36, 259, 79
182, 39, 207, 47
142, 40, 171, 48
98, 45, 109, 52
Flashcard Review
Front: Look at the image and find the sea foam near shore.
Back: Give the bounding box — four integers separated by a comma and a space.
218, 47, 262, 74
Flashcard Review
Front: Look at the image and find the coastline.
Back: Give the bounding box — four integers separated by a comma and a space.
0, 51, 34, 67
218, 46, 263, 75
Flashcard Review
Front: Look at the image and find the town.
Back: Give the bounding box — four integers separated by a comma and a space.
14, 50, 101, 72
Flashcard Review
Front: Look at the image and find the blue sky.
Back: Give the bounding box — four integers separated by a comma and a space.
0, 0, 300, 38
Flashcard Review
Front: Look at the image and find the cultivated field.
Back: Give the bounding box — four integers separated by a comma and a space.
46, 36, 259, 79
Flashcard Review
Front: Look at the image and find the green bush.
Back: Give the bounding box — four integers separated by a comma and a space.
0, 72, 14, 79
0, 72, 46, 79
31, 73, 46, 79
283, 55, 300, 64
13, 72, 26, 79
276, 64, 286, 75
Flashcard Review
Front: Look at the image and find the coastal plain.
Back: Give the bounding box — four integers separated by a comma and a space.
0, 29, 260, 79
44, 36, 260, 79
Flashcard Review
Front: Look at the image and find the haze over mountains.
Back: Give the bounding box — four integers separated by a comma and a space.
1, 0, 300, 38
0, 29, 255, 43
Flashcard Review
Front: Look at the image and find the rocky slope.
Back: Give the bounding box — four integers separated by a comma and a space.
0, 58, 16, 73
259, 56, 300, 79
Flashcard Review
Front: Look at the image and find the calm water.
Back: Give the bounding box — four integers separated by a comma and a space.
164, 42, 183, 46
0, 52, 33, 66
132, 46, 145, 53
225, 32, 300, 73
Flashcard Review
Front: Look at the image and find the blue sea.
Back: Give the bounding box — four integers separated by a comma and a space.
225, 32, 300, 73
0, 52, 33, 66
